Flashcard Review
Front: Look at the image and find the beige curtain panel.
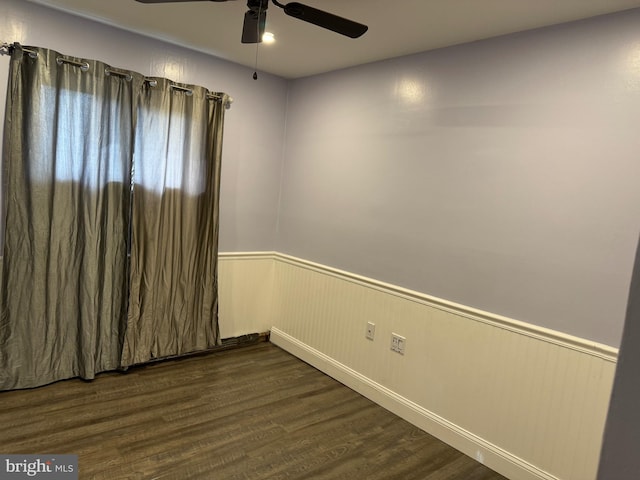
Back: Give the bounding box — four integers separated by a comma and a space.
0, 44, 227, 390
121, 78, 224, 367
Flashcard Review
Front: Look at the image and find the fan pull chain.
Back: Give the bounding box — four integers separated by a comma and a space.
253, 43, 259, 80
253, 0, 263, 80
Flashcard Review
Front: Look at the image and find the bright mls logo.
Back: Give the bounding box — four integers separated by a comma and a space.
0, 455, 77, 480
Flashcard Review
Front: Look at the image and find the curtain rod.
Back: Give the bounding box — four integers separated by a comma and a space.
0, 42, 37, 58
0, 42, 233, 109
144, 79, 232, 108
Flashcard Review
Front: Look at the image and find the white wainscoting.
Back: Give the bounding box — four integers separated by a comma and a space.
217, 252, 275, 339
219, 252, 618, 480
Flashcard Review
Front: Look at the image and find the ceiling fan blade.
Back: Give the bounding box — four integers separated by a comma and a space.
282, 2, 368, 38
241, 9, 267, 44
135, 0, 231, 3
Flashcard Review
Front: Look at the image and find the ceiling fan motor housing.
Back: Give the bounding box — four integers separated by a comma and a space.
247, 0, 269, 12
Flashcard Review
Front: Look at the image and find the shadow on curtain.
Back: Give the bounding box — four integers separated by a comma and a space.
0, 45, 225, 390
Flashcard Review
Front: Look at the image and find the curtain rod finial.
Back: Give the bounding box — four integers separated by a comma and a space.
0, 42, 12, 56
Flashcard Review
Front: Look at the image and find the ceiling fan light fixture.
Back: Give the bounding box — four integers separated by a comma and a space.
262, 31, 275, 43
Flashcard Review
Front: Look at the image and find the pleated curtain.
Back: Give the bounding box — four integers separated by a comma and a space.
0, 45, 225, 390
121, 78, 223, 367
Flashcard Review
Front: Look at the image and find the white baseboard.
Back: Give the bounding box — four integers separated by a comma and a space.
271, 327, 558, 480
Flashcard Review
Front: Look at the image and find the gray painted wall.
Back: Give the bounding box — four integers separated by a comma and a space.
278, 10, 640, 347
0, 0, 288, 253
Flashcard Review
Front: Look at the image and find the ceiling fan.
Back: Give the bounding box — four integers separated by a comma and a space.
134, 0, 369, 44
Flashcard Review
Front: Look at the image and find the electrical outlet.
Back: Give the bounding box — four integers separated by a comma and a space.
366, 322, 375, 340
391, 333, 406, 354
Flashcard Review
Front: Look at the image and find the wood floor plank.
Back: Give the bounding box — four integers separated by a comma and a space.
0, 342, 507, 479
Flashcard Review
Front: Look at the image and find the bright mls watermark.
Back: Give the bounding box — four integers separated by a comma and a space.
0, 455, 77, 479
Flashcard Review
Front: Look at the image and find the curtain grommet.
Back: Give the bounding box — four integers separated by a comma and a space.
106, 68, 133, 82
56, 56, 90, 72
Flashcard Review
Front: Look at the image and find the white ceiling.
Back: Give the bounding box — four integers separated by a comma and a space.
25, 0, 640, 79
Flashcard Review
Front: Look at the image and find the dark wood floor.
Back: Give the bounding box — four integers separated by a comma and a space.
0, 342, 507, 480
